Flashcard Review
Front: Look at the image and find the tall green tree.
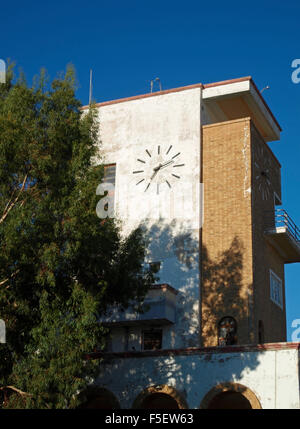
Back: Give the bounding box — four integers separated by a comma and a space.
0, 65, 154, 408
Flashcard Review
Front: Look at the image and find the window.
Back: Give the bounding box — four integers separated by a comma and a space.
102, 164, 116, 216
218, 317, 237, 346
142, 328, 162, 350
103, 330, 112, 352
270, 270, 283, 309
103, 164, 116, 187
149, 261, 161, 274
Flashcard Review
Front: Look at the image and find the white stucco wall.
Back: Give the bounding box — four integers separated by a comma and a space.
94, 345, 300, 409
96, 88, 203, 349
89, 87, 300, 410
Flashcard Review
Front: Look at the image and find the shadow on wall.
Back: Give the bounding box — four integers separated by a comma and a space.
201, 236, 253, 347
89, 233, 263, 409
100, 218, 201, 349
140, 219, 201, 349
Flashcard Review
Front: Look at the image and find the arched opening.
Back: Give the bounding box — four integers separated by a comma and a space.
200, 382, 262, 410
140, 393, 179, 409
218, 316, 237, 346
78, 387, 120, 409
133, 385, 188, 409
207, 391, 252, 409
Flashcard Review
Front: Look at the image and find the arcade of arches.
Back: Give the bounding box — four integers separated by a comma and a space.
79, 383, 261, 409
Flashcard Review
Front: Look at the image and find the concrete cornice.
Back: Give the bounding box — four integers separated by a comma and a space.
85, 342, 300, 360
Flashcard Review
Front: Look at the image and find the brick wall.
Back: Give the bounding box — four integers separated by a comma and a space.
201, 117, 286, 346
201, 118, 254, 346
250, 122, 286, 342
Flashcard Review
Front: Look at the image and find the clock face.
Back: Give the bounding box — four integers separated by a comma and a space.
132, 145, 184, 194
254, 144, 272, 201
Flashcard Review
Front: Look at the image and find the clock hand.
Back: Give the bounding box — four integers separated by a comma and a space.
150, 160, 174, 180
150, 170, 158, 180
150, 164, 162, 180
160, 159, 174, 169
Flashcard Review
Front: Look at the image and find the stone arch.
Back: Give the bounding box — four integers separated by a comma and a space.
132, 385, 188, 409
200, 382, 262, 409
78, 386, 120, 409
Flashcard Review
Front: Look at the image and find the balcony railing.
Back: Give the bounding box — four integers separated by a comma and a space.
265, 209, 300, 243
265, 208, 300, 263
276, 209, 300, 242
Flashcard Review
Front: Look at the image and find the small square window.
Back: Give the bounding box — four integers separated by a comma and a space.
149, 261, 161, 274
270, 270, 283, 309
142, 329, 162, 351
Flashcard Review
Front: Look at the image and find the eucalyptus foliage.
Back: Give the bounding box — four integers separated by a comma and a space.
0, 65, 153, 408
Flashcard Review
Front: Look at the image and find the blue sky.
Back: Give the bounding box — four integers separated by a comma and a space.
1, 0, 299, 341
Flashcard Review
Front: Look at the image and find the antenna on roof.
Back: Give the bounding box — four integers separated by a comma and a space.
260, 85, 270, 94
89, 69, 93, 105
150, 77, 162, 93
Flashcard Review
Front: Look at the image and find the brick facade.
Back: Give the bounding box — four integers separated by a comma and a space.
201, 118, 286, 346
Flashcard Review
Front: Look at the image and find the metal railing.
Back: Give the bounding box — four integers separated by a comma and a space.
265, 208, 300, 244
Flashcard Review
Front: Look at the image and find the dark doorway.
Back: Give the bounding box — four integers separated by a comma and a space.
207, 391, 252, 409
140, 393, 179, 409
80, 395, 116, 409
258, 320, 265, 343
79, 389, 120, 409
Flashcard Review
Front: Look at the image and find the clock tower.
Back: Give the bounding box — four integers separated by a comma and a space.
85, 77, 300, 351
81, 77, 300, 409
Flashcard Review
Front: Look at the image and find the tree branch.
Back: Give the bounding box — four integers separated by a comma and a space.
0, 174, 28, 225
0, 385, 32, 397
0, 269, 20, 287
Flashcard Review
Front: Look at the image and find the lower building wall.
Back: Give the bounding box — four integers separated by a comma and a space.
91, 343, 300, 409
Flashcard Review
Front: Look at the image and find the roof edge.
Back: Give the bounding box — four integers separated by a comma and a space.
81, 82, 204, 111
249, 77, 282, 132
80, 76, 281, 133
80, 77, 254, 111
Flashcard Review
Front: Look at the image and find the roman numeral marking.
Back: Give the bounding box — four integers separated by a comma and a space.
136, 179, 145, 185
173, 164, 184, 167
133, 170, 144, 174
137, 158, 146, 164
145, 182, 151, 192
146, 149, 151, 158
158, 145, 160, 154
172, 174, 180, 179
172, 152, 180, 159
166, 180, 171, 188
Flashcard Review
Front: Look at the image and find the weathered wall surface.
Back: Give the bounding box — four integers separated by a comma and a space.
94, 344, 300, 409
96, 88, 202, 349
